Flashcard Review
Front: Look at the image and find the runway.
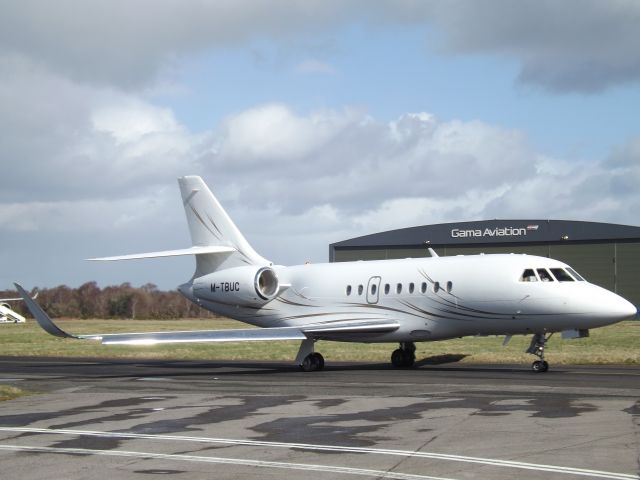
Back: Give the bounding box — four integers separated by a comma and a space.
0, 357, 638, 479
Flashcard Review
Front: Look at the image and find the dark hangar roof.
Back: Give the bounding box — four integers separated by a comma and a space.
331, 220, 640, 248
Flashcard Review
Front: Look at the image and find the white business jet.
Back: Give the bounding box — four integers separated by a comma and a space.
15, 176, 637, 372
0, 290, 38, 323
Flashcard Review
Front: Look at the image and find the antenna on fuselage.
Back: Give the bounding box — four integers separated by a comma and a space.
427, 248, 439, 258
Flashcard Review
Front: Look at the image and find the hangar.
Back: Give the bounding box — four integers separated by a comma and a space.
329, 220, 640, 306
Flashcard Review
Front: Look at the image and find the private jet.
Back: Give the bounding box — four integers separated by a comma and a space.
0, 291, 37, 323
16, 176, 637, 372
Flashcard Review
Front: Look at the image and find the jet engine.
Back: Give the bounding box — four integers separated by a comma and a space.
192, 266, 281, 307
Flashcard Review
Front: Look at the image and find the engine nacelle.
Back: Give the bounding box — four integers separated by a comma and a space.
193, 266, 280, 307
0, 303, 10, 310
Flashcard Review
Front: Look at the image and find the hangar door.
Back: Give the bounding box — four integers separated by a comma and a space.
617, 242, 640, 305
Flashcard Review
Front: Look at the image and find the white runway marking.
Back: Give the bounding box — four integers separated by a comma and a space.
0, 427, 636, 480
135, 377, 173, 382
0, 444, 456, 480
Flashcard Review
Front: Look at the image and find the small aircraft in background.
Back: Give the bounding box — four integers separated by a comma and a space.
16, 176, 637, 372
0, 290, 37, 323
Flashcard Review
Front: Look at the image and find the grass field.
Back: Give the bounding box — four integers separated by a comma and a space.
0, 317, 638, 365
0, 385, 28, 402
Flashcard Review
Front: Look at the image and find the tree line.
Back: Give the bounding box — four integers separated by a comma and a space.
1, 282, 218, 319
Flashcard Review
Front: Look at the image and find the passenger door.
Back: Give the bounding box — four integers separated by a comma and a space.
366, 276, 381, 304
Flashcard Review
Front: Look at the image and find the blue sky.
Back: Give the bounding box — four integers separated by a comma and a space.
160, 22, 639, 161
1, 1, 639, 289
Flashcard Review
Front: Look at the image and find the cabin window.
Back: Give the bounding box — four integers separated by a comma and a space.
421, 282, 427, 293
358, 285, 364, 295
346, 285, 352, 296
566, 267, 586, 281
520, 269, 538, 282
396, 283, 402, 294
433, 282, 440, 293
371, 284, 377, 295
409, 282, 415, 294
446, 281, 453, 293
550, 268, 575, 282
384, 283, 390, 294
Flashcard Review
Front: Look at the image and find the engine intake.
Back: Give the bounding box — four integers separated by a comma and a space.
255, 267, 279, 300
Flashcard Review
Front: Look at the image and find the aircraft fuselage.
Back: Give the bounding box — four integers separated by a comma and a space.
185, 253, 636, 343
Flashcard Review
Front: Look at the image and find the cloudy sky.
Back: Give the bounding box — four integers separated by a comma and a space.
1, 0, 639, 290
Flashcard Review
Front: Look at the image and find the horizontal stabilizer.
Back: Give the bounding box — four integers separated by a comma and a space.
1, 289, 38, 302
88, 245, 236, 261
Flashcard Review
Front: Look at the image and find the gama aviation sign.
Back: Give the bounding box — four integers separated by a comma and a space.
451, 225, 539, 238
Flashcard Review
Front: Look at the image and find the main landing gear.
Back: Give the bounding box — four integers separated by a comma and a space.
527, 332, 551, 373
301, 352, 325, 372
296, 338, 325, 372
391, 342, 416, 368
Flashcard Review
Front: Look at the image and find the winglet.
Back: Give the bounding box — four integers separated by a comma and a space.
13, 283, 76, 338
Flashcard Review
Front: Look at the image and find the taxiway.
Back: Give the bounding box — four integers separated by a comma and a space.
0, 357, 638, 479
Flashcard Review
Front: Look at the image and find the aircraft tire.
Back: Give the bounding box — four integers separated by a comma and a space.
531, 360, 549, 373
312, 352, 325, 371
301, 354, 315, 372
391, 349, 415, 368
300, 353, 324, 372
405, 352, 416, 368
391, 349, 405, 367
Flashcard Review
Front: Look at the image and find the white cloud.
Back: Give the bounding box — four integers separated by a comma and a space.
216, 104, 361, 164
1, 50, 639, 284
91, 101, 181, 145
0, 58, 205, 201
0, 1, 360, 89
2, 91, 555, 270
425, 0, 640, 92
2, 1, 638, 93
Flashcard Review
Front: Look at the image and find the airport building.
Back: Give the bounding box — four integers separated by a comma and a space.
329, 220, 640, 305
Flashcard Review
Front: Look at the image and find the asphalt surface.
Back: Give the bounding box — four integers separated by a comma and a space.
0, 357, 638, 480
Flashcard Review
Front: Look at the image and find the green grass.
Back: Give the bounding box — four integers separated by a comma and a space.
0, 385, 28, 401
0, 318, 638, 365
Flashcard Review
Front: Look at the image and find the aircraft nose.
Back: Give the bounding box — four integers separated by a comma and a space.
612, 296, 637, 321
582, 287, 637, 326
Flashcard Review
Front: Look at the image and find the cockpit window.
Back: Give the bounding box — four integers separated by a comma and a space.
537, 268, 554, 282
566, 267, 586, 281
550, 268, 575, 282
520, 269, 538, 282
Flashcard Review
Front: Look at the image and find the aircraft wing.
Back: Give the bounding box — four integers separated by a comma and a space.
15, 283, 398, 345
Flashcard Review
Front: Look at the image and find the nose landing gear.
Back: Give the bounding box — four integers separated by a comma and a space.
527, 332, 551, 373
391, 342, 416, 368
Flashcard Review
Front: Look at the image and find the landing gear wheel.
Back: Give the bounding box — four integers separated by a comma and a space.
391, 349, 415, 368
531, 360, 549, 373
391, 349, 405, 368
300, 353, 324, 372
312, 352, 325, 371
527, 333, 552, 373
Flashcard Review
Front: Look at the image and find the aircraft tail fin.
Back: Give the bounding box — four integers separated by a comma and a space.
178, 176, 270, 275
